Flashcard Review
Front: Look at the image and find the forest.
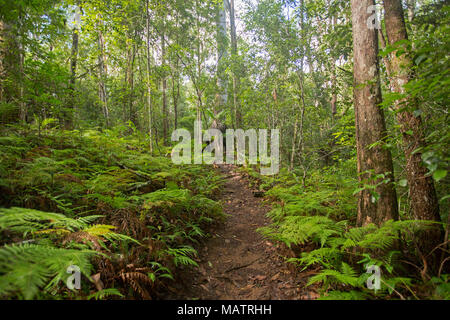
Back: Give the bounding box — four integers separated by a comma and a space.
0, 0, 448, 301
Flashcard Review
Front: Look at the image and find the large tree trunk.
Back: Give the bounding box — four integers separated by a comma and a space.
351, 0, 399, 227
383, 0, 442, 259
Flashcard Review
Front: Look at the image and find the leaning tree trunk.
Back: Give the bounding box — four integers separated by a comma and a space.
383, 0, 442, 260
351, 0, 399, 227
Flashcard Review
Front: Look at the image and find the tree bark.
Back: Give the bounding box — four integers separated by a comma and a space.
351, 0, 399, 227
229, 0, 241, 128
383, 0, 442, 257
146, 0, 153, 153
215, 0, 228, 127
161, 30, 168, 145
127, 39, 137, 127
67, 24, 79, 129
97, 19, 109, 127
0, 21, 4, 103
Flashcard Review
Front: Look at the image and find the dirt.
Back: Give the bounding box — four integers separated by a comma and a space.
162, 165, 318, 300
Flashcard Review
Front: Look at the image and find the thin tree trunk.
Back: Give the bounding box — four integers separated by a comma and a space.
18, 38, 25, 123
296, 70, 306, 167
67, 24, 79, 129
351, 0, 399, 226
127, 38, 137, 127
289, 113, 299, 172
216, 0, 228, 126
161, 30, 168, 145
171, 75, 180, 129
407, 0, 416, 22
293, 0, 306, 172
0, 20, 4, 103
230, 0, 241, 128
146, 0, 153, 153
97, 19, 109, 127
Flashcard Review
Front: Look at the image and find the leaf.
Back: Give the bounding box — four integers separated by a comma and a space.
433, 169, 447, 182
415, 54, 427, 66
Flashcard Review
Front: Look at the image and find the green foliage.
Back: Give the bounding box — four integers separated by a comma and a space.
248, 164, 449, 300
87, 288, 124, 300
0, 128, 224, 299
0, 243, 98, 299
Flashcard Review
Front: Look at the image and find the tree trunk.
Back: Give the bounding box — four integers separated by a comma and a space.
0, 21, 4, 103
216, 0, 228, 126
146, 0, 153, 153
161, 30, 168, 145
290, 113, 299, 172
67, 25, 79, 129
97, 19, 109, 127
229, 0, 241, 128
407, 0, 416, 22
127, 39, 137, 127
351, 0, 399, 227
383, 0, 442, 257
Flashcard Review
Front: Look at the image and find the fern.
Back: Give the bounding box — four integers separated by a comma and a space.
0, 243, 99, 299
87, 288, 124, 300
0, 207, 101, 235
318, 290, 370, 300
166, 246, 198, 267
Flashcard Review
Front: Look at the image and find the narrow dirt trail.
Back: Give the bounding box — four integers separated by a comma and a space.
164, 165, 316, 300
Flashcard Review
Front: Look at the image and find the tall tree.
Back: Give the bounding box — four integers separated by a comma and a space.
383, 0, 442, 255
161, 27, 168, 145
215, 0, 228, 129
351, 0, 399, 226
145, 0, 153, 153
67, 4, 80, 129
97, 16, 109, 127
229, 0, 241, 128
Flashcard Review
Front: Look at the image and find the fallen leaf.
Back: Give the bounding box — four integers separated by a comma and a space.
200, 284, 210, 292
271, 273, 280, 281
91, 273, 104, 291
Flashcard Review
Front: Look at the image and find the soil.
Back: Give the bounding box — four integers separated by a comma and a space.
162, 165, 319, 300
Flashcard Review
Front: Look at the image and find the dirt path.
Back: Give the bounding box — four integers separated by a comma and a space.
163, 165, 316, 300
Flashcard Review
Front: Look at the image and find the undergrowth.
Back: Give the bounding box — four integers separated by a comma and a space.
239, 164, 449, 300
0, 124, 225, 299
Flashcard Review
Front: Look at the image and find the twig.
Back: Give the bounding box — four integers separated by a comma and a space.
380, 279, 406, 300
224, 258, 260, 273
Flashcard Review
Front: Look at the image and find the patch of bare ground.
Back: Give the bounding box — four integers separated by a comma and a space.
161, 165, 319, 300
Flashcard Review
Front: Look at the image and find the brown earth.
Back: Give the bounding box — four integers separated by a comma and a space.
162, 165, 319, 300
